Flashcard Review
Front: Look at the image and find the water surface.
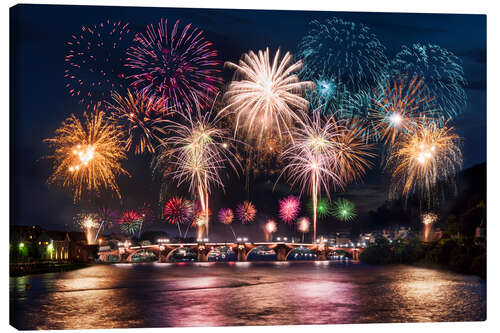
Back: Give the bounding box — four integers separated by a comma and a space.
10, 261, 486, 329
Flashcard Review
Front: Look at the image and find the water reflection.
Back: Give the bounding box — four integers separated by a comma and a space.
10, 262, 485, 329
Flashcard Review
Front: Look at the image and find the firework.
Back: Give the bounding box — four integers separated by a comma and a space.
163, 197, 193, 225
119, 210, 144, 235
306, 75, 349, 112
279, 195, 301, 224
265, 219, 277, 241
307, 198, 331, 220
297, 217, 310, 242
236, 201, 257, 224
154, 105, 239, 237
371, 73, 436, 145
75, 212, 99, 244
387, 121, 462, 208
332, 117, 375, 184
280, 110, 344, 240
218, 208, 234, 225
333, 198, 357, 222
421, 212, 438, 242
342, 90, 379, 142
106, 90, 171, 154
126, 18, 223, 113
298, 17, 388, 92
392, 44, 467, 118
64, 20, 133, 108
45, 109, 128, 202
222, 48, 314, 145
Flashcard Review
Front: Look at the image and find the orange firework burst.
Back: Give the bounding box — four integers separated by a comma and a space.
371, 73, 437, 145
387, 121, 462, 207
222, 48, 314, 145
45, 109, 128, 202
106, 90, 171, 154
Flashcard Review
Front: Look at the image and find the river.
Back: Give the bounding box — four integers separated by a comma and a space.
10, 261, 486, 329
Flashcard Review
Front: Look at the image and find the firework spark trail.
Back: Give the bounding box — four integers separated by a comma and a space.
45, 109, 129, 202
154, 102, 240, 238
265, 219, 277, 241
392, 43, 467, 119
222, 48, 314, 146
387, 121, 462, 209
421, 212, 438, 242
74, 213, 99, 244
298, 17, 389, 93
297, 217, 310, 242
218, 208, 236, 240
64, 20, 133, 108
333, 198, 357, 222
370, 73, 437, 145
126, 18, 223, 113
119, 210, 144, 235
106, 90, 172, 154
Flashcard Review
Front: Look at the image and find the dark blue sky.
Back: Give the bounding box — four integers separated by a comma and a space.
10, 4, 486, 238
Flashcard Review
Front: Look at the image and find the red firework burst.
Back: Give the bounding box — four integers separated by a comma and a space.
163, 197, 194, 225
279, 195, 300, 224
126, 18, 223, 113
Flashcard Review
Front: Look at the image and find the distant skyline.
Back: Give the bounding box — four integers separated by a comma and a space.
10, 5, 486, 239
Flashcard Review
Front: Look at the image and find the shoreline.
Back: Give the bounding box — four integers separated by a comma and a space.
10, 262, 91, 277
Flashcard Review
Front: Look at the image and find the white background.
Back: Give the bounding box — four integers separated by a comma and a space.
2, 0, 497, 332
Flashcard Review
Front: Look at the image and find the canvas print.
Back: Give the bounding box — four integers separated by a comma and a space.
9, 4, 486, 330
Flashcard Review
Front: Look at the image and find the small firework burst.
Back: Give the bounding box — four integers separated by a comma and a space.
106, 90, 171, 154
126, 18, 223, 113
307, 197, 331, 219
333, 198, 357, 222
422, 212, 438, 225
218, 208, 234, 225
45, 109, 129, 202
119, 210, 144, 235
163, 197, 194, 225
64, 20, 133, 108
265, 219, 277, 233
236, 201, 257, 224
279, 195, 301, 224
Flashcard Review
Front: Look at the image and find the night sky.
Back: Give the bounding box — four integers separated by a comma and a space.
10, 4, 486, 240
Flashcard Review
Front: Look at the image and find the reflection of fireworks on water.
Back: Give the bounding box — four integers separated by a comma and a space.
119, 210, 144, 235
236, 201, 257, 224
387, 121, 462, 208
333, 198, 357, 222
163, 197, 194, 225
371, 73, 436, 145
106, 90, 171, 154
392, 44, 467, 119
218, 208, 234, 225
422, 212, 438, 242
64, 20, 132, 108
298, 17, 388, 92
279, 195, 300, 224
222, 48, 313, 145
126, 18, 223, 113
45, 109, 128, 202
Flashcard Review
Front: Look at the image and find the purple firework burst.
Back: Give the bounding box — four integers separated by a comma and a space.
126, 18, 223, 113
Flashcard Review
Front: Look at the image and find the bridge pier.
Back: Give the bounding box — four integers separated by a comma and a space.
197, 245, 208, 262
237, 244, 247, 261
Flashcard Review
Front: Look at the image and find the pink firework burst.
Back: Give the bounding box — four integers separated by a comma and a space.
236, 201, 257, 224
218, 208, 234, 225
126, 18, 223, 113
279, 195, 301, 224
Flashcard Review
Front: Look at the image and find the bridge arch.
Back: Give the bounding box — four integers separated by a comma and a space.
246, 246, 277, 261
285, 246, 318, 261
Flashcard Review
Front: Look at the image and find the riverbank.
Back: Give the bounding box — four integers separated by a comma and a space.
10, 261, 91, 277
359, 237, 486, 279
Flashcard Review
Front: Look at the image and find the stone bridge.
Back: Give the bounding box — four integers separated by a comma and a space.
98, 242, 363, 263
